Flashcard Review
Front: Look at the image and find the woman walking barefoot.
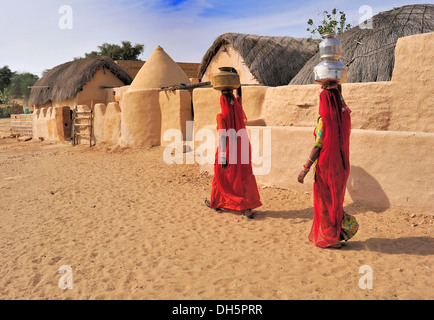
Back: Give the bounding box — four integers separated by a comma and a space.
298, 81, 358, 248
205, 85, 262, 219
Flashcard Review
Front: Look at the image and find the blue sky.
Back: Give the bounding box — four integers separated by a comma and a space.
0, 0, 430, 77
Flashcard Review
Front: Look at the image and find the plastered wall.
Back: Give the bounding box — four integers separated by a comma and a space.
198, 125, 434, 213
120, 89, 162, 148
159, 89, 192, 146
94, 102, 122, 145
32, 106, 70, 141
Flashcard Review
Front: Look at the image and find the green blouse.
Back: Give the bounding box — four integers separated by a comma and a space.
314, 116, 323, 149
312, 116, 323, 181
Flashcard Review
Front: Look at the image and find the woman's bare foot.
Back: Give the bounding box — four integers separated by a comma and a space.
242, 209, 254, 219
329, 241, 342, 249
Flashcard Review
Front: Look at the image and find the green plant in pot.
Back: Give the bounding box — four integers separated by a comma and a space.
307, 8, 352, 44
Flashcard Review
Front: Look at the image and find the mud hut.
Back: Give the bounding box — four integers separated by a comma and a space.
290, 4, 434, 85
198, 33, 318, 86
29, 56, 132, 110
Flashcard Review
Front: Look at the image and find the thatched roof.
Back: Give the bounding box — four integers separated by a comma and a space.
198, 33, 318, 86
290, 4, 434, 85
29, 56, 132, 106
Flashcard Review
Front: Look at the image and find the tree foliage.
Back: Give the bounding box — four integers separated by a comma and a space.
9, 72, 39, 102
0, 88, 11, 105
0, 66, 39, 104
82, 41, 145, 60
0, 66, 13, 92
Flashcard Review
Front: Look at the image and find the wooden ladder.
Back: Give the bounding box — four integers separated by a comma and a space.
72, 105, 93, 147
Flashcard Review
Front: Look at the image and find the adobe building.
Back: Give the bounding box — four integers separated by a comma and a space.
29, 56, 132, 142
29, 56, 132, 111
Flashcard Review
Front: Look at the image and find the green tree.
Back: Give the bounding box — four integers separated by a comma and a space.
0, 88, 12, 105
0, 66, 13, 91
9, 72, 39, 102
83, 41, 145, 60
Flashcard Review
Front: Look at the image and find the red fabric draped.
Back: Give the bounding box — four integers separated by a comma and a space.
210, 94, 262, 211
309, 88, 351, 247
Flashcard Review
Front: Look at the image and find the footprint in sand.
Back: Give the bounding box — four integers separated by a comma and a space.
48, 256, 62, 266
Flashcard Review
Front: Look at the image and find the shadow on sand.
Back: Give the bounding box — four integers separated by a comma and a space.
252, 201, 377, 222
225, 208, 434, 256
346, 166, 391, 213
253, 207, 314, 222
342, 237, 434, 256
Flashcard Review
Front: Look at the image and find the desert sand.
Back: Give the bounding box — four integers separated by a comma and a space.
0, 118, 432, 300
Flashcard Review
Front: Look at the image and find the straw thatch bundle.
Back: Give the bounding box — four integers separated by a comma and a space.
198, 33, 318, 87
29, 56, 132, 106
290, 4, 434, 85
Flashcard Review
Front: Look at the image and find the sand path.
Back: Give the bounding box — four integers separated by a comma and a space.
0, 131, 432, 299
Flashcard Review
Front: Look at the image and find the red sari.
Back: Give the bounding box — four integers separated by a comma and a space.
210, 94, 262, 211
309, 88, 351, 247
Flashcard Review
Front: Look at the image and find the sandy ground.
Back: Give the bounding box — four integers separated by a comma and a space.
0, 118, 433, 300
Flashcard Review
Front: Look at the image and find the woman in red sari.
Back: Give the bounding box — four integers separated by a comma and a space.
205, 86, 262, 219
298, 81, 358, 248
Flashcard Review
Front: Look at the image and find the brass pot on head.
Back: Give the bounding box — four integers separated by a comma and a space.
212, 67, 241, 91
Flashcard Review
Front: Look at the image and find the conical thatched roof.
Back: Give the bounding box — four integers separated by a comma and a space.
198, 32, 318, 87
29, 56, 132, 106
290, 4, 434, 85
129, 45, 191, 91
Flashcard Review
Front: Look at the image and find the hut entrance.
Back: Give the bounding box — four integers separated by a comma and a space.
57, 106, 72, 142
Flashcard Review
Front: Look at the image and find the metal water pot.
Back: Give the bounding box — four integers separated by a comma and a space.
319, 32, 343, 60
313, 32, 348, 85
314, 60, 348, 84
212, 67, 241, 91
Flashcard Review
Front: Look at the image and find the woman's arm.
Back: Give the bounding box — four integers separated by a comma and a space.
216, 114, 228, 169
236, 86, 242, 98
297, 146, 321, 183
219, 133, 227, 169
298, 117, 323, 183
